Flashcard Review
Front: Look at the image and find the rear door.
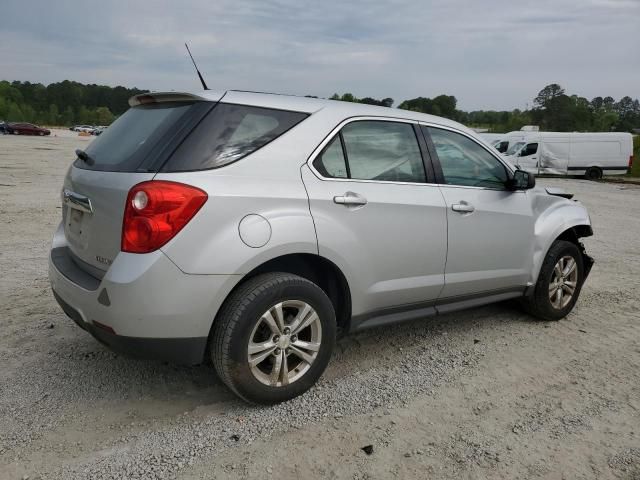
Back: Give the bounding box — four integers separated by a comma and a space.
60, 97, 219, 275
423, 125, 535, 299
302, 119, 447, 317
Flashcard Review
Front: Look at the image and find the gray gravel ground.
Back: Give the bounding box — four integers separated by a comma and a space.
0, 131, 639, 479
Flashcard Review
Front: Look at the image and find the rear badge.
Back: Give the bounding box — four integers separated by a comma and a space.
96, 255, 113, 266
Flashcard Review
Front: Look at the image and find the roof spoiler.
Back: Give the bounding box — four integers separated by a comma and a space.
128, 91, 209, 107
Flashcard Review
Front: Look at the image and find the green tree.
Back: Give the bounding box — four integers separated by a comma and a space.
48, 104, 59, 125
95, 106, 114, 125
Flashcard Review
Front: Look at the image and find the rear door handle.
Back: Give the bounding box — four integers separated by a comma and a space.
451, 202, 475, 213
63, 189, 93, 213
334, 192, 367, 206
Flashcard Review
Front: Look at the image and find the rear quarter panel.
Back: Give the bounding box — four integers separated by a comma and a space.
154, 111, 337, 275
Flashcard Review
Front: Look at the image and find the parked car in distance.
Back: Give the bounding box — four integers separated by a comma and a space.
49, 90, 594, 404
71, 125, 95, 133
92, 126, 108, 136
505, 132, 633, 179
0, 121, 9, 134
7, 122, 51, 136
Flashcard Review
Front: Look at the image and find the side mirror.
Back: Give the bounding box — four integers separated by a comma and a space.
509, 169, 535, 190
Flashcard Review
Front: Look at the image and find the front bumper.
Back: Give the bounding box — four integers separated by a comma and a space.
48, 224, 240, 364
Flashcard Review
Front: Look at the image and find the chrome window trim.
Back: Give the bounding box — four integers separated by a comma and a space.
305, 116, 440, 187
306, 116, 522, 192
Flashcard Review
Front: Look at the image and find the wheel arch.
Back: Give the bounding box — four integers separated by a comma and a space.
531, 219, 594, 287
212, 253, 352, 337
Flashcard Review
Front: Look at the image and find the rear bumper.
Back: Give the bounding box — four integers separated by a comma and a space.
48, 223, 241, 364
52, 290, 207, 364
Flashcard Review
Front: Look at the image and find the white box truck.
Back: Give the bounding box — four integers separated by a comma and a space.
505, 132, 633, 179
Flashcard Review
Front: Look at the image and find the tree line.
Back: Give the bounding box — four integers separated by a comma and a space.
1, 79, 638, 133
0, 80, 147, 126
329, 84, 640, 133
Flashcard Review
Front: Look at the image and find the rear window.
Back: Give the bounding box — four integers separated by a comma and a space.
76, 102, 209, 172
161, 103, 308, 172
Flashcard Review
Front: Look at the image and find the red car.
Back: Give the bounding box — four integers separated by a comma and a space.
8, 123, 51, 136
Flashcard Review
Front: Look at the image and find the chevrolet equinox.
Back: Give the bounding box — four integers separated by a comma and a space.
49, 90, 594, 403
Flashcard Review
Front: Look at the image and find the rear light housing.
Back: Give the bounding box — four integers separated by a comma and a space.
630, 155, 634, 170
122, 181, 208, 253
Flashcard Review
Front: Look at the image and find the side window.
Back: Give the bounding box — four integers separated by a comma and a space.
520, 143, 538, 156
341, 121, 426, 182
314, 136, 348, 178
427, 127, 509, 189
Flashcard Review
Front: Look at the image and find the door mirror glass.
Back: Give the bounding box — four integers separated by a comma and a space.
510, 169, 535, 190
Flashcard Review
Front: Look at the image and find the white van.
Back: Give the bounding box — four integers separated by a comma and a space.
479, 133, 505, 144
507, 132, 633, 179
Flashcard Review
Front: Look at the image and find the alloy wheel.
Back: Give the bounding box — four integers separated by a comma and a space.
247, 300, 322, 387
549, 255, 578, 309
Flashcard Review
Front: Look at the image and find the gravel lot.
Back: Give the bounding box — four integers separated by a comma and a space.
1, 131, 639, 479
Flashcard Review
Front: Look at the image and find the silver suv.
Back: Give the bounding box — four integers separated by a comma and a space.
49, 90, 594, 403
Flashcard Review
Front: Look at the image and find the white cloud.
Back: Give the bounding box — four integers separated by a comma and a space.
0, 0, 638, 110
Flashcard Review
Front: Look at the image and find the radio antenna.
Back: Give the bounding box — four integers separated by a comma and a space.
185, 43, 209, 90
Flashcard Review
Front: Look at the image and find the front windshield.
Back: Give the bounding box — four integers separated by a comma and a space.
506, 141, 525, 156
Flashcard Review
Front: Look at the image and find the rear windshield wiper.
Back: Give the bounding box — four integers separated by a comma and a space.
75, 148, 94, 166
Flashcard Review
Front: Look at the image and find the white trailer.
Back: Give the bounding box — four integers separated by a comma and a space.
506, 132, 633, 179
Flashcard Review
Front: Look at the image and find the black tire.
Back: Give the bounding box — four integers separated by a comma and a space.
585, 167, 602, 180
521, 240, 584, 321
211, 272, 336, 404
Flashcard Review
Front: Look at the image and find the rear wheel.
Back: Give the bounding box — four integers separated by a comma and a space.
521, 240, 584, 321
585, 167, 602, 180
211, 273, 336, 404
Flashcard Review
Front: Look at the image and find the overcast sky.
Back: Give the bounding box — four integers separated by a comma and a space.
0, 0, 638, 111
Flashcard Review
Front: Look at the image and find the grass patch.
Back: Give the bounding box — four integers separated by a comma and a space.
631, 136, 640, 177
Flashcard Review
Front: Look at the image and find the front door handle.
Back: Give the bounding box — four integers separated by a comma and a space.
451, 202, 475, 213
334, 192, 367, 206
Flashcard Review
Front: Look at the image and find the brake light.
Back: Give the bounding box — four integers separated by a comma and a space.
630, 155, 634, 169
122, 181, 207, 253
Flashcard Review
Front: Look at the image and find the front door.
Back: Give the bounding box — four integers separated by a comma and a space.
302, 119, 448, 318
424, 125, 535, 299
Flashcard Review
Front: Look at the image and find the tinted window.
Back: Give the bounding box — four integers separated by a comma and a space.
506, 141, 525, 156
427, 127, 508, 189
314, 136, 348, 178
341, 121, 426, 182
163, 104, 308, 171
520, 143, 538, 156
77, 102, 201, 172
497, 141, 509, 153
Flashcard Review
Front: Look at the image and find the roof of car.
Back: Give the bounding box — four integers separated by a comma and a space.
132, 89, 469, 133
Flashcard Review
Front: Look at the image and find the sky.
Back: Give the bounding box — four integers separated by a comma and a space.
0, 0, 638, 111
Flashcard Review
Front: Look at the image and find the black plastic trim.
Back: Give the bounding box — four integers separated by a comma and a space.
51, 247, 101, 291
51, 289, 207, 365
567, 166, 628, 171
413, 123, 437, 183
350, 286, 526, 332
419, 126, 445, 184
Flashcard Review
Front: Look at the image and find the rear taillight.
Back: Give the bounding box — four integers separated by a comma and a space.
630, 155, 634, 169
122, 181, 207, 253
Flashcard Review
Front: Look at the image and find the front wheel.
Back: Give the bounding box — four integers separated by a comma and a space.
521, 240, 585, 321
585, 167, 602, 180
211, 273, 336, 404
